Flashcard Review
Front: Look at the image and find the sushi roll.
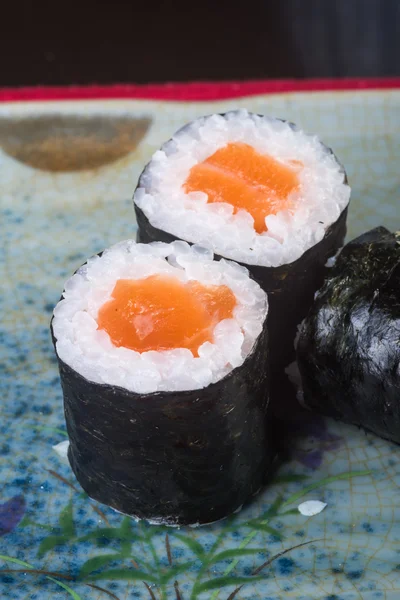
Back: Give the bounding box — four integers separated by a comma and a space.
51, 240, 272, 526
297, 227, 400, 443
133, 110, 350, 377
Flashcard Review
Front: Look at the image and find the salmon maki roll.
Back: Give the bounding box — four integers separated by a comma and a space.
51, 240, 272, 525
134, 110, 350, 380
297, 227, 400, 444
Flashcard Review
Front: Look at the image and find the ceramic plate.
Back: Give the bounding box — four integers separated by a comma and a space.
1, 88, 400, 600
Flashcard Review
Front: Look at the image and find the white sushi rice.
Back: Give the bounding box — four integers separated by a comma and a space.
52, 240, 268, 394
134, 110, 350, 267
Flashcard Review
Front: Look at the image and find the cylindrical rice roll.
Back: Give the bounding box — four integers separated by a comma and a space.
51, 240, 272, 526
133, 110, 350, 377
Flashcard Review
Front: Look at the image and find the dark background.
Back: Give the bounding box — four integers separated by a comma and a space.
0, 0, 399, 86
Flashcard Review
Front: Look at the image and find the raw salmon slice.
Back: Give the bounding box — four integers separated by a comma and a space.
184, 142, 300, 233
97, 274, 236, 356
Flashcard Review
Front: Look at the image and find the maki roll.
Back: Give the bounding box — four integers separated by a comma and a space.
51, 240, 272, 525
134, 110, 350, 376
297, 227, 400, 444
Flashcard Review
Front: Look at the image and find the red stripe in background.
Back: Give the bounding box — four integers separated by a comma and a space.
1, 79, 400, 103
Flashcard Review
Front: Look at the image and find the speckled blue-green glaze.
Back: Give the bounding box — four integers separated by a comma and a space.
1, 92, 400, 599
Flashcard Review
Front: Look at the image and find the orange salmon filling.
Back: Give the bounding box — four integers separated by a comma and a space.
184, 142, 300, 233
97, 275, 237, 356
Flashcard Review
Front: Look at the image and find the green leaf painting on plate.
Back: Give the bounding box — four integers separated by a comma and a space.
0, 467, 371, 600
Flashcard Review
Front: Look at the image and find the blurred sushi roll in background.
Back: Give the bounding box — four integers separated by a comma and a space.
51, 240, 273, 526
134, 110, 351, 383
297, 227, 400, 443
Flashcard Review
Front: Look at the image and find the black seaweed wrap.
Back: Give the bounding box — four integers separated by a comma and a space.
135, 204, 347, 376
51, 311, 273, 526
297, 227, 400, 444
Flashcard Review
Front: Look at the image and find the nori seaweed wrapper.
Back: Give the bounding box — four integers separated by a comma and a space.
135, 204, 347, 378
297, 226, 400, 443
51, 301, 273, 526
